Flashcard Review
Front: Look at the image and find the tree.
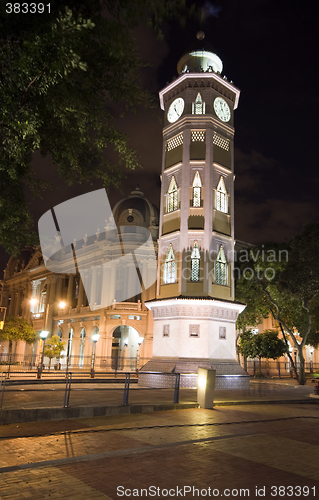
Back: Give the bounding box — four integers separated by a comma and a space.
43, 335, 65, 369
0, 0, 190, 254
237, 329, 288, 374
0, 316, 37, 354
236, 229, 319, 385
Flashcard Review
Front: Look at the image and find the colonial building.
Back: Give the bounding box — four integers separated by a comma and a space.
0, 187, 159, 369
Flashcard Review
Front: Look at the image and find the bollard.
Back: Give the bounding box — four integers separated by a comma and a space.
7, 355, 11, 379
174, 373, 180, 404
123, 372, 130, 405
197, 368, 216, 409
63, 372, 72, 408
0, 373, 6, 409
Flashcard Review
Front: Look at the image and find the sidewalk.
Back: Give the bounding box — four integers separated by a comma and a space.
0, 402, 319, 499
0, 377, 317, 425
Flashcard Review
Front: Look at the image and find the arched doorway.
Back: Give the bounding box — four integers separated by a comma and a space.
112, 327, 122, 370
111, 326, 144, 371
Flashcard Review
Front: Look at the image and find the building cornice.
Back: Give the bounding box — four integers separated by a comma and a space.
163, 115, 235, 137
159, 73, 240, 110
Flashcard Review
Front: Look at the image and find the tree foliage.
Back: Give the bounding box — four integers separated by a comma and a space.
236, 227, 319, 385
0, 0, 190, 254
0, 315, 38, 350
44, 335, 65, 367
237, 329, 288, 361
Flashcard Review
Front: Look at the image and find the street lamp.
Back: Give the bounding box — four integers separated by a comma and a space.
136, 336, 144, 370
91, 333, 100, 378
37, 330, 49, 379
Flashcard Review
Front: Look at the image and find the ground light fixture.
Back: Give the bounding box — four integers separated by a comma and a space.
197, 368, 216, 409
198, 374, 207, 390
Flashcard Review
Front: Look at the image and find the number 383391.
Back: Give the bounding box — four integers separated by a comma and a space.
6, 3, 51, 14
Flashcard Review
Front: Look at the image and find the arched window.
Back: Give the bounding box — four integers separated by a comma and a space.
192, 93, 205, 115
39, 285, 47, 313
167, 176, 178, 213
191, 242, 200, 282
164, 245, 176, 284
192, 171, 202, 207
215, 245, 228, 285
79, 327, 86, 368
215, 177, 228, 213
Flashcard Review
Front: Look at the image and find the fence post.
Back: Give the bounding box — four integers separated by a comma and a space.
174, 373, 180, 404
7, 355, 12, 380
0, 373, 6, 409
63, 372, 72, 408
123, 372, 130, 406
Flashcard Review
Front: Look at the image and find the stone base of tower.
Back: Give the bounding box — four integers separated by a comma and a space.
142, 297, 248, 390
139, 357, 249, 389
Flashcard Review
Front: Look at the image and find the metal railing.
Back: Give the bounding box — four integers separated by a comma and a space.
0, 353, 151, 375
243, 359, 319, 377
0, 371, 182, 410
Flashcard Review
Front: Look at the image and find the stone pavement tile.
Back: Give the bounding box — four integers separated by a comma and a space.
2, 405, 315, 470
59, 442, 319, 499
0, 418, 90, 439
225, 402, 319, 419
237, 417, 319, 446
116, 422, 232, 445
0, 467, 112, 500
0, 430, 152, 468
211, 434, 319, 480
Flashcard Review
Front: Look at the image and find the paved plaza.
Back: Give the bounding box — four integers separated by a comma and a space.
0, 380, 318, 499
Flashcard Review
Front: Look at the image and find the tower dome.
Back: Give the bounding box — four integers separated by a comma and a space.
177, 31, 223, 75
113, 186, 159, 240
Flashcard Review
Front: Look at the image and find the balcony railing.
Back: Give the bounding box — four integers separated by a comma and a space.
31, 312, 44, 320
113, 302, 142, 311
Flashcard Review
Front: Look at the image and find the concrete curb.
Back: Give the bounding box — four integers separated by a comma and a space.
0, 403, 199, 425
213, 399, 318, 406
1, 397, 318, 424
249, 380, 313, 388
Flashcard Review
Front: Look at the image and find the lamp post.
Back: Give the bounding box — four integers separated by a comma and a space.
91, 333, 100, 378
44, 300, 67, 330
136, 336, 143, 371
37, 330, 49, 379
32, 299, 67, 374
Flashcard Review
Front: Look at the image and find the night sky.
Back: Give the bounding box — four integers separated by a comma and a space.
1, 0, 318, 274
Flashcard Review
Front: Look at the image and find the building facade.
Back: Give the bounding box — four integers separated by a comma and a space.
0, 187, 158, 370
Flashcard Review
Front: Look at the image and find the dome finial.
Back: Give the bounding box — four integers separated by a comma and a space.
177, 33, 223, 75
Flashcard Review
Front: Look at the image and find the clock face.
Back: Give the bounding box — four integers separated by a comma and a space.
214, 97, 231, 123
167, 98, 185, 123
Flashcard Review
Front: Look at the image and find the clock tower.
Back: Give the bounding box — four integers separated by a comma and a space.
142, 33, 248, 389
